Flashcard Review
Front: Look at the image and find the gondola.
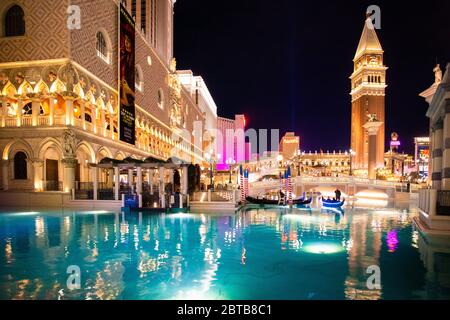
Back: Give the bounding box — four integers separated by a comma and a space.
245, 196, 281, 205
294, 197, 312, 206
245, 196, 312, 206
321, 197, 345, 208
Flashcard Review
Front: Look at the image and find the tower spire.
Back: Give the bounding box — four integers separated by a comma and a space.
354, 16, 383, 61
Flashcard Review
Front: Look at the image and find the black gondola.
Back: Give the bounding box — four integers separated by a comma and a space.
246, 196, 312, 206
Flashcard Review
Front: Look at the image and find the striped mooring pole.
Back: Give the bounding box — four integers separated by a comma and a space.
240, 165, 245, 204
244, 169, 249, 198
287, 166, 293, 206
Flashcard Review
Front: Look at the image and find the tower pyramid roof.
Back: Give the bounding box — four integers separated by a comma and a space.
354, 18, 383, 61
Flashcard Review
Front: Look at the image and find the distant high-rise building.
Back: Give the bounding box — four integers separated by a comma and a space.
350, 15, 387, 171
279, 132, 300, 161
216, 115, 250, 170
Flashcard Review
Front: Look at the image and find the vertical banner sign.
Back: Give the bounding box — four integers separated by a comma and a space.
119, 3, 136, 145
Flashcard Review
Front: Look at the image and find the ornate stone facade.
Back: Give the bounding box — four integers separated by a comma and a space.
0, 0, 211, 194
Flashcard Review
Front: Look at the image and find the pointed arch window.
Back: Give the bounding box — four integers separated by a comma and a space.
85, 113, 92, 123
135, 65, 144, 92
4, 5, 25, 37
157, 89, 164, 109
96, 31, 111, 64
22, 102, 44, 116
14, 152, 27, 180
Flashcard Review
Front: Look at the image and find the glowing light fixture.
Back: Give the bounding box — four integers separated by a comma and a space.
80, 210, 112, 215
8, 211, 40, 216
302, 242, 344, 254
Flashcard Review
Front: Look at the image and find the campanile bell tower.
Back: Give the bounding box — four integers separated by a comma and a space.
350, 15, 387, 171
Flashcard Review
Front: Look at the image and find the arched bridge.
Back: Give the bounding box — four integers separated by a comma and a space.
249, 176, 416, 199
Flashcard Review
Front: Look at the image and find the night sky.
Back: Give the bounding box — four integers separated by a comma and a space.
174, 0, 450, 154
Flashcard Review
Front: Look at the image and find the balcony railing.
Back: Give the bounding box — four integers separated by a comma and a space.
192, 190, 238, 203
1, 113, 180, 160
38, 115, 49, 126
21, 117, 32, 126
5, 118, 16, 127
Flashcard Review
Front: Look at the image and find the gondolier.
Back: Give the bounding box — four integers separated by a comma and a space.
335, 188, 342, 201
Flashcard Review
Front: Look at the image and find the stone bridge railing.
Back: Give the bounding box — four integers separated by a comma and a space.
250, 176, 420, 194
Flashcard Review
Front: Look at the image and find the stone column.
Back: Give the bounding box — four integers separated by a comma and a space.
136, 166, 142, 195
1, 160, 9, 191
128, 168, 133, 189
92, 106, 97, 134
363, 121, 384, 180
442, 104, 450, 189
149, 169, 154, 194
81, 101, 86, 130
110, 115, 114, 139
49, 94, 56, 126
31, 97, 40, 126
16, 99, 23, 127
169, 169, 174, 193
32, 159, 44, 191
107, 168, 113, 188
182, 166, 188, 195
1, 95, 7, 127
433, 122, 444, 190
114, 166, 120, 201
65, 97, 74, 126
62, 158, 78, 193
92, 166, 98, 200
101, 108, 106, 137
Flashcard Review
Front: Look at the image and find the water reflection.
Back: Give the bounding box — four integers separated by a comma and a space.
0, 209, 448, 300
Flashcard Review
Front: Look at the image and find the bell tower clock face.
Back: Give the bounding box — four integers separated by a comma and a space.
369, 55, 378, 65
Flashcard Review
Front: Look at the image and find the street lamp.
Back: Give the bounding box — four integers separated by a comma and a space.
225, 157, 236, 184
349, 149, 356, 176
277, 154, 283, 168
205, 152, 218, 191
295, 149, 303, 176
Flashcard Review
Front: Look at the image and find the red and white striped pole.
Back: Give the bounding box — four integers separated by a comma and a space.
240, 165, 245, 203
288, 174, 293, 206
285, 172, 288, 198
243, 169, 247, 198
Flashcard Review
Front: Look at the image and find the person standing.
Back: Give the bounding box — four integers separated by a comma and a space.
335, 188, 342, 201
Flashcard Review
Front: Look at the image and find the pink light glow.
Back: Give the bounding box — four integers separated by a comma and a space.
386, 229, 399, 253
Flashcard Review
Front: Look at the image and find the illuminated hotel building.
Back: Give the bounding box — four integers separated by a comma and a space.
216, 114, 250, 170
177, 70, 218, 154
299, 151, 351, 176
0, 0, 215, 196
279, 132, 300, 161
414, 137, 430, 178
350, 16, 387, 171
418, 63, 450, 232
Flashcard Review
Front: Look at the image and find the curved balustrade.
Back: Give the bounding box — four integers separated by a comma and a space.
250, 176, 417, 191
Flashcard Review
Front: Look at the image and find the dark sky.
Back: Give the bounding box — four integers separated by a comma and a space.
174, 0, 450, 154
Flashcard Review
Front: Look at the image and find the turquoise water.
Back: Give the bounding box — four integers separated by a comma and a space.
0, 207, 449, 300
